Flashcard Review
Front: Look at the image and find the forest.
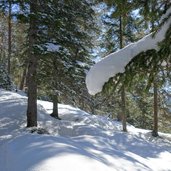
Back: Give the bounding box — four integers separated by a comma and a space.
0, 0, 171, 137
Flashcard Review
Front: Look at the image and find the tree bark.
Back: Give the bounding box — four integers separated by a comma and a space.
121, 85, 127, 132
51, 92, 60, 119
50, 56, 61, 120
151, 4, 158, 137
119, 15, 127, 132
19, 66, 27, 90
119, 16, 123, 49
8, 0, 12, 74
26, 0, 38, 127
152, 81, 158, 137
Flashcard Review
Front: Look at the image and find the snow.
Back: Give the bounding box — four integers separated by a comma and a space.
76, 60, 87, 67
0, 89, 171, 171
86, 7, 171, 95
45, 43, 61, 52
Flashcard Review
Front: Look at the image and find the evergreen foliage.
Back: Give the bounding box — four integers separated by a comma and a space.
0, 64, 12, 90
36, 0, 97, 116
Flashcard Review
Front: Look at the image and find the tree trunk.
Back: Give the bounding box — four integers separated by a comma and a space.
117, 16, 123, 122
51, 56, 61, 120
26, 0, 38, 127
119, 16, 123, 49
119, 15, 127, 132
152, 81, 158, 137
151, 4, 158, 137
7, 0, 12, 74
51, 92, 61, 119
121, 85, 127, 132
19, 66, 27, 90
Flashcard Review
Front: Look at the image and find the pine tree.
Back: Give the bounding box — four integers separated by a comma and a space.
134, 0, 171, 136
26, 0, 39, 127
102, 0, 139, 131
7, 0, 11, 75
0, 10, 8, 64
0, 63, 12, 90
35, 0, 97, 118
118, 1, 171, 134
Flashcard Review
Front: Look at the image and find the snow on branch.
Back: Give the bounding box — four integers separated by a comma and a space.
45, 43, 61, 52
86, 7, 171, 95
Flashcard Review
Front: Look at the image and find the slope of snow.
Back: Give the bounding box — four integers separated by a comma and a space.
0, 89, 171, 171
86, 7, 171, 95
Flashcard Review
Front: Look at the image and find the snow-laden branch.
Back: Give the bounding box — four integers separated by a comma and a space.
86, 7, 171, 95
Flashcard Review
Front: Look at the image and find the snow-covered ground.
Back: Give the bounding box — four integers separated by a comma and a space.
0, 89, 171, 171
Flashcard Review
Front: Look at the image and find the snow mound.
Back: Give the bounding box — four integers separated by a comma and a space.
38, 100, 123, 137
0, 89, 171, 171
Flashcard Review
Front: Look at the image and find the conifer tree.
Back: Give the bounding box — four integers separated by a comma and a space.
0, 63, 12, 90
26, 0, 38, 127
0, 0, 12, 74
135, 0, 171, 136
36, 0, 97, 118
102, 0, 138, 131
7, 0, 11, 75
118, 1, 171, 134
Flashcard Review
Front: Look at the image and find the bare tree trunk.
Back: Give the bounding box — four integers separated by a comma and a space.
151, 4, 158, 137
50, 56, 61, 120
119, 15, 127, 132
51, 92, 61, 119
52, 94, 58, 116
19, 66, 27, 90
8, 0, 12, 74
26, 0, 38, 127
152, 81, 158, 137
121, 85, 127, 132
119, 16, 123, 49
